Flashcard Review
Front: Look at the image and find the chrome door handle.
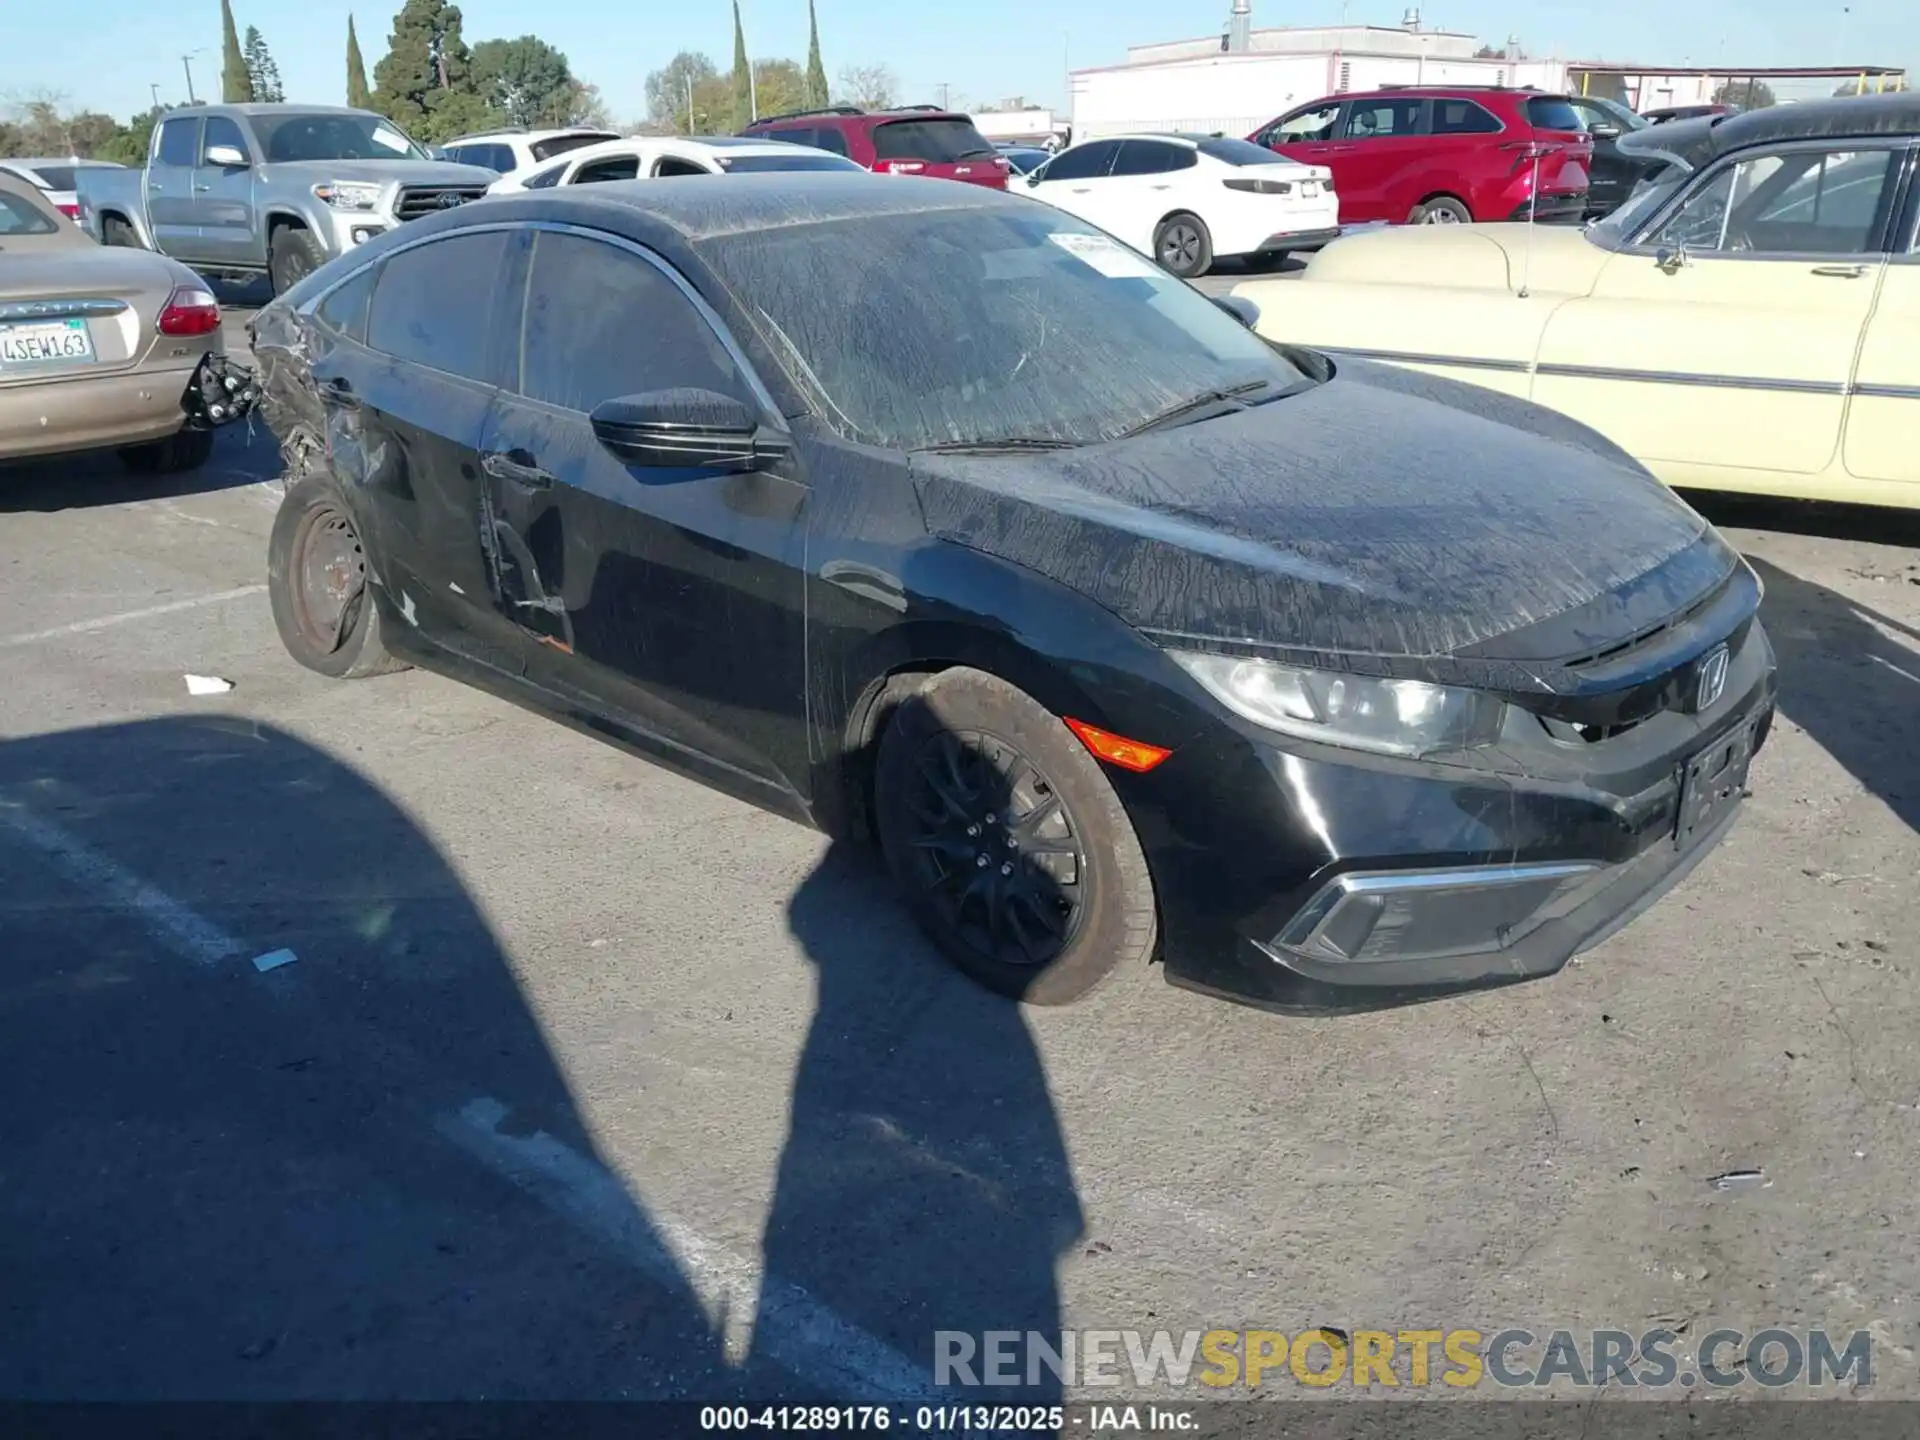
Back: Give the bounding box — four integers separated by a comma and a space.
191, 184, 212, 193
1811, 264, 1868, 278
147, 182, 163, 192
1070, 187, 1092, 193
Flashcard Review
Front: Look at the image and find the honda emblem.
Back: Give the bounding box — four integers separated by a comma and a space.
1694, 644, 1730, 712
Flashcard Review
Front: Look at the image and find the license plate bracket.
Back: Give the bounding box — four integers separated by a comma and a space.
0, 317, 95, 369
1675, 718, 1756, 850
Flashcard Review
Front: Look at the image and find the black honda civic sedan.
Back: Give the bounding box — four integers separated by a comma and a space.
252, 173, 1775, 1012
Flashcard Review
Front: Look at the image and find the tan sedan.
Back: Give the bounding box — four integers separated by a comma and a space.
0, 168, 228, 473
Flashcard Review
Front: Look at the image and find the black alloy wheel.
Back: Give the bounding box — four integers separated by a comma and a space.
1153, 212, 1214, 278
900, 727, 1089, 971
266, 471, 406, 679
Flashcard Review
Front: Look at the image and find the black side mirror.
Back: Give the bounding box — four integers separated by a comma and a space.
1211, 294, 1259, 328
589, 388, 787, 474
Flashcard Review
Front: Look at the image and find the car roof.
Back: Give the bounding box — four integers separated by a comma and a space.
1339, 85, 1570, 103
546, 135, 832, 168
1622, 92, 1920, 170
474, 170, 1015, 241
454, 127, 616, 144
756, 108, 971, 128
1, 157, 121, 171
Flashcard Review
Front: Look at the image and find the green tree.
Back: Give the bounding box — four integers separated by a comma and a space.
220, 0, 254, 103
420, 88, 500, 141
97, 105, 171, 166
1713, 78, 1776, 110
471, 35, 576, 127
752, 59, 806, 120
372, 0, 475, 137
804, 0, 829, 109
644, 51, 719, 132
567, 82, 616, 129
346, 15, 372, 108
243, 26, 285, 103
730, 0, 752, 130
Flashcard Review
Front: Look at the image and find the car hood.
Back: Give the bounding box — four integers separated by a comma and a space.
910, 359, 1740, 691
259, 159, 499, 187
1305, 222, 1612, 296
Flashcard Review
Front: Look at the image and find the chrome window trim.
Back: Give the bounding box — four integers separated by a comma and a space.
1324, 345, 1899, 399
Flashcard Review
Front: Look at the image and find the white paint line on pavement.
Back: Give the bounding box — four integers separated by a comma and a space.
439, 1096, 946, 1402
0, 804, 243, 966
0, 584, 267, 650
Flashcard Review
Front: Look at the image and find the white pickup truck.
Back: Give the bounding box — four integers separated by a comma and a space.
76, 103, 499, 296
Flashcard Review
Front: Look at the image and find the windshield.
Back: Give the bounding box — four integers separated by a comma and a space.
717, 152, 863, 173
252, 112, 429, 163
701, 205, 1311, 451
1588, 163, 1689, 241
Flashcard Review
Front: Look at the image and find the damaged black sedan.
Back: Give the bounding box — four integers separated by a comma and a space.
252, 174, 1775, 1012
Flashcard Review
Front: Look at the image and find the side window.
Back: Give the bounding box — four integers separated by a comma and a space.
489, 145, 518, 172
1111, 141, 1194, 177
521, 163, 565, 189
201, 115, 249, 162
1272, 104, 1341, 142
314, 265, 377, 344
573, 155, 640, 184
780, 128, 818, 149
441, 145, 471, 165
1430, 100, 1501, 136
1341, 99, 1422, 140
1645, 148, 1897, 256
366, 231, 508, 380
1040, 141, 1118, 182
654, 156, 712, 177
156, 118, 200, 168
810, 128, 849, 156
518, 233, 743, 412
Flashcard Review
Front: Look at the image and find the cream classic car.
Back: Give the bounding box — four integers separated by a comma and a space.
1234, 94, 1920, 509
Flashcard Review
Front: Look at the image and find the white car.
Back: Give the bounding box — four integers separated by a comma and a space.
485, 135, 865, 194
436, 127, 620, 177
0, 157, 124, 222
1017, 133, 1340, 278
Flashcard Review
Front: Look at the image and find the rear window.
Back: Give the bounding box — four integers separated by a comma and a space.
871, 118, 996, 163
1431, 100, 1502, 135
0, 190, 58, 235
1194, 136, 1294, 166
717, 153, 862, 173
27, 165, 79, 190
1525, 97, 1586, 133
530, 132, 618, 162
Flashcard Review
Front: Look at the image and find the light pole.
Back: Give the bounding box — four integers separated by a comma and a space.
150, 83, 162, 110
180, 50, 204, 104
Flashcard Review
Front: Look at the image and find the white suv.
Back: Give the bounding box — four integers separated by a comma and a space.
437, 128, 620, 177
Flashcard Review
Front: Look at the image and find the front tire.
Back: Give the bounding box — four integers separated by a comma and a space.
1153, 212, 1214, 279
267, 470, 407, 680
117, 426, 213, 475
268, 225, 327, 297
875, 668, 1157, 1005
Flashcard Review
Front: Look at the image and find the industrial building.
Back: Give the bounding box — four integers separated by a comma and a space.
1067, 4, 1908, 142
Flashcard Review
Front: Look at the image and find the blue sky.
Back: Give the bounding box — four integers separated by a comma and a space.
4, 0, 1911, 125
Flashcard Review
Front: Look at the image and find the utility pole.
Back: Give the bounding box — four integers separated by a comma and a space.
937, 82, 949, 109
685, 72, 695, 134
750, 64, 759, 122
181, 52, 201, 104
150, 82, 162, 109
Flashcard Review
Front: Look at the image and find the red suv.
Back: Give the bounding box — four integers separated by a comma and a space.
741, 105, 1011, 189
1249, 86, 1591, 224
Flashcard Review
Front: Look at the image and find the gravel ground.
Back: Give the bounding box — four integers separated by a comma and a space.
0, 297, 1915, 1418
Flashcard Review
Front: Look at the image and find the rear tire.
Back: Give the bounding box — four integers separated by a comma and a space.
267, 470, 407, 680
874, 668, 1157, 1005
102, 216, 139, 248
1153, 212, 1214, 279
268, 225, 327, 297
1410, 195, 1472, 225
117, 427, 213, 474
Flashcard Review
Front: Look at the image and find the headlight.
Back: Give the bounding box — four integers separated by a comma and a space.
1171, 651, 1505, 757
312, 181, 383, 212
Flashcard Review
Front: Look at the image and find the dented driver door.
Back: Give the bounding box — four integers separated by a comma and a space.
477, 228, 812, 805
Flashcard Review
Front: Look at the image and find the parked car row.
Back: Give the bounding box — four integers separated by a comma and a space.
1235, 94, 1920, 511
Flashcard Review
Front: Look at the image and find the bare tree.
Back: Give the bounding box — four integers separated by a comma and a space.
835, 63, 898, 111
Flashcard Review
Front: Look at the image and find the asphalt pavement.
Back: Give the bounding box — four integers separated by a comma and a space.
1, 295, 1917, 1411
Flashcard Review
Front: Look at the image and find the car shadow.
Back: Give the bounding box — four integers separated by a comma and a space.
0, 714, 1079, 1406
1747, 555, 1920, 835
1690, 490, 1920, 549
0, 415, 281, 513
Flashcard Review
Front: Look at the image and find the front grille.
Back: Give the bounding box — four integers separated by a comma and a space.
394, 185, 489, 222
